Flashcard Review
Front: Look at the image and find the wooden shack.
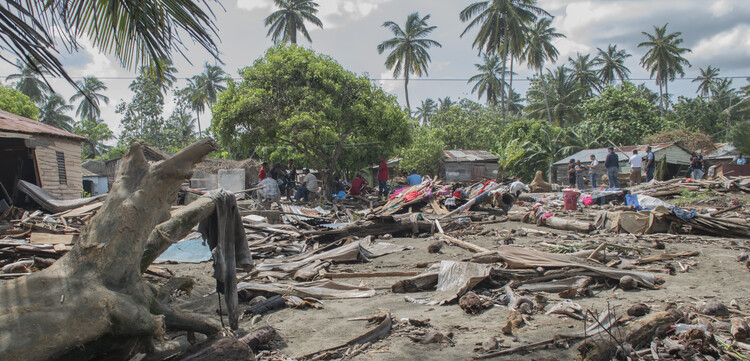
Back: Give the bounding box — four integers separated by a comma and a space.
0, 109, 86, 202
442, 150, 499, 182
552, 142, 692, 186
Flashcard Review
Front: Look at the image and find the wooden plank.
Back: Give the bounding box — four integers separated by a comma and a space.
29, 233, 77, 245
61, 201, 103, 218
321, 271, 421, 279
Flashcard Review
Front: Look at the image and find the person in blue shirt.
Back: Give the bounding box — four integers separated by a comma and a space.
644, 146, 656, 182
738, 153, 746, 165
406, 171, 422, 186
605, 146, 619, 188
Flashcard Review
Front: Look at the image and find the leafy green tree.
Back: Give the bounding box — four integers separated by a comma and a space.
38, 93, 74, 131
468, 54, 504, 106
507, 89, 525, 115
495, 119, 565, 180
429, 99, 506, 151
73, 118, 114, 159
117, 67, 167, 147
523, 17, 564, 123
414, 98, 437, 125
525, 66, 584, 127
731, 120, 750, 155
638, 24, 692, 116
377, 12, 442, 111
693, 66, 720, 98
0, 1, 221, 88
5, 59, 50, 103
212, 46, 411, 186
164, 106, 197, 150
460, 0, 549, 116
437, 97, 454, 114
70, 76, 109, 121
0, 85, 39, 119
593, 44, 631, 85
577, 82, 664, 145
264, 0, 323, 44
568, 53, 601, 97
667, 97, 724, 139
399, 127, 445, 176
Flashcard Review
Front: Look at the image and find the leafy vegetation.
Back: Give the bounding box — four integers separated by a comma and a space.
0, 85, 39, 119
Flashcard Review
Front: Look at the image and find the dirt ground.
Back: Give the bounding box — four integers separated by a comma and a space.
162, 216, 750, 360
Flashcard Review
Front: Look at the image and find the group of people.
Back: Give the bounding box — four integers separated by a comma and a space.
567, 146, 657, 190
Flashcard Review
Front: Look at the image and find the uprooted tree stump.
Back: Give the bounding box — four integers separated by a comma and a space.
0, 139, 223, 361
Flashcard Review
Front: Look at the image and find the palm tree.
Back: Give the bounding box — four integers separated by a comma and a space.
414, 98, 437, 126
506, 89, 525, 115
38, 93, 74, 131
69, 77, 109, 121
377, 12, 442, 112
593, 44, 632, 85
693, 66, 720, 99
0, 1, 221, 89
568, 53, 601, 97
526, 66, 585, 127
264, 0, 323, 44
184, 63, 227, 134
5, 59, 50, 103
460, 0, 549, 116
438, 97, 454, 114
638, 23, 692, 116
468, 54, 504, 106
523, 17, 564, 123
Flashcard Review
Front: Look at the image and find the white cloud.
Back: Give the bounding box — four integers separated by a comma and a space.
237, 0, 395, 29
710, 0, 733, 17
76, 39, 118, 78
236, 0, 274, 12
378, 70, 399, 93
692, 24, 750, 61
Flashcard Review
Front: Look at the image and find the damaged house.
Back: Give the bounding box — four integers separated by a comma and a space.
442, 150, 499, 183
0, 109, 86, 205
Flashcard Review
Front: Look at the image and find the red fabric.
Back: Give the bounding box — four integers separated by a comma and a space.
377, 161, 389, 181
258, 168, 267, 181
350, 178, 367, 195
403, 191, 422, 202
453, 189, 463, 198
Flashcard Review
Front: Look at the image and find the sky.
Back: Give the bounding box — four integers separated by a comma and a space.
2, 0, 750, 139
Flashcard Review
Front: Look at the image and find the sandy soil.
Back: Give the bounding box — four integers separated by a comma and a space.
161, 217, 750, 360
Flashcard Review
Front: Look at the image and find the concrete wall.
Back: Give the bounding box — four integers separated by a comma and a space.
83, 176, 109, 196
26, 136, 82, 200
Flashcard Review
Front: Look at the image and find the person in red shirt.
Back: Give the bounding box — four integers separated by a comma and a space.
377, 155, 389, 198
258, 162, 268, 182
350, 172, 368, 196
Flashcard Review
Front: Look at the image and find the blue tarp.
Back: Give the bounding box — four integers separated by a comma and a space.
624, 194, 643, 211
155, 237, 212, 263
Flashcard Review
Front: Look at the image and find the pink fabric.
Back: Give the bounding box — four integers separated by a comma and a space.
581, 196, 594, 206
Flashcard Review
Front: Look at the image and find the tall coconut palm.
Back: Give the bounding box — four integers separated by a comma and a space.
693, 66, 720, 99
438, 97, 454, 114
638, 23, 692, 116
593, 44, 632, 85
183, 63, 228, 134
38, 93, 74, 131
506, 89, 525, 115
526, 66, 584, 127
264, 0, 323, 44
5, 59, 50, 103
69, 77, 109, 121
468, 54, 505, 106
414, 98, 437, 125
523, 17, 564, 123
460, 0, 549, 116
377, 12, 442, 112
568, 53, 601, 97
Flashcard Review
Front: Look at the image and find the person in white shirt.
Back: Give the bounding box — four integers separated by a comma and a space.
294, 168, 318, 202
628, 150, 643, 186
587, 154, 599, 188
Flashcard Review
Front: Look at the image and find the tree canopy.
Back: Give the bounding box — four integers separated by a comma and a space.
212, 46, 411, 180
0, 85, 39, 120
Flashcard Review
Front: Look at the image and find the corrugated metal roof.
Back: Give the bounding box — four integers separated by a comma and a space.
0, 109, 86, 141
443, 149, 499, 162
706, 143, 737, 159
553, 143, 683, 166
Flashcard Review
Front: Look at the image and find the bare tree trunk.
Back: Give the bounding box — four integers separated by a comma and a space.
500, 29, 508, 118
508, 56, 514, 113
658, 80, 664, 117
542, 68, 552, 124
0, 139, 222, 361
404, 72, 411, 113
197, 112, 202, 135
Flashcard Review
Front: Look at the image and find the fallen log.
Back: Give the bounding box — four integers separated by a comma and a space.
240, 326, 276, 351
437, 233, 491, 253
0, 139, 223, 361
508, 212, 592, 233
321, 270, 421, 278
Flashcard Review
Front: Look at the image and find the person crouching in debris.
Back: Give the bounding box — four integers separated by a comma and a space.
258, 175, 280, 203
350, 171, 368, 196
295, 168, 318, 202
575, 160, 585, 190
332, 176, 347, 199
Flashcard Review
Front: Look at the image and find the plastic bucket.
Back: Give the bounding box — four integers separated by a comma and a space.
563, 190, 580, 210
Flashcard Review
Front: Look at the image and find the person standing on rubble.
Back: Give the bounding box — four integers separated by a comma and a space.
286, 159, 297, 199
575, 160, 585, 190
587, 154, 599, 188
605, 146, 619, 188
629, 150, 642, 186
690, 152, 704, 179
258, 162, 268, 182
294, 168, 318, 202
270, 163, 287, 196
377, 155, 389, 199
567, 159, 576, 187
644, 146, 656, 182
